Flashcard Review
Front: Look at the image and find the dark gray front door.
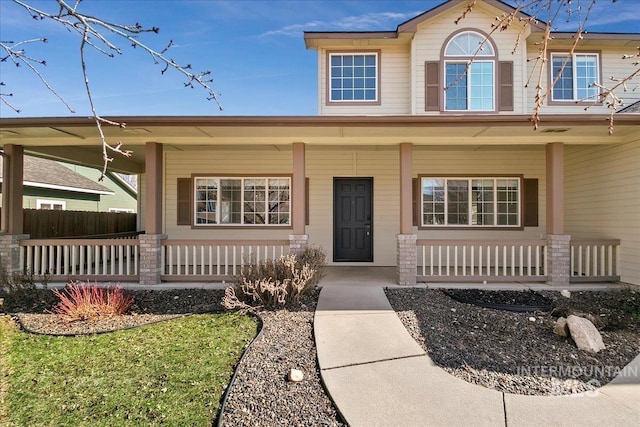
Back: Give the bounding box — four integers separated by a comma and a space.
333, 178, 373, 262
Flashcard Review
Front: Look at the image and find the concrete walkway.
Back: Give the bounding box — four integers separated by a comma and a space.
315, 286, 640, 427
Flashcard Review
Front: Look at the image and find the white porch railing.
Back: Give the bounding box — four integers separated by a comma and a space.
161, 240, 290, 281
570, 239, 620, 282
416, 239, 547, 282
20, 238, 139, 281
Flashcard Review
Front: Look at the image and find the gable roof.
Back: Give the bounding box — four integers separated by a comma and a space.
304, 0, 638, 48
0, 155, 114, 195
396, 0, 542, 33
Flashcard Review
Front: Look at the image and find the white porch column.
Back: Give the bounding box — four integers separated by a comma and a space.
140, 142, 164, 285
546, 142, 570, 286
397, 143, 417, 285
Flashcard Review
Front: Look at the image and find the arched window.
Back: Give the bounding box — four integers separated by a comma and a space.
443, 31, 496, 111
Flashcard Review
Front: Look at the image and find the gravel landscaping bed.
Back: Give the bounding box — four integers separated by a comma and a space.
219, 290, 345, 426
386, 287, 640, 396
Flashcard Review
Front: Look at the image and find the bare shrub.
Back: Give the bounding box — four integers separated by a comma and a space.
298, 245, 327, 287
51, 282, 133, 322
223, 248, 326, 311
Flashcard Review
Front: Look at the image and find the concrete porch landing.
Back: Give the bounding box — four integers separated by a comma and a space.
318, 266, 630, 291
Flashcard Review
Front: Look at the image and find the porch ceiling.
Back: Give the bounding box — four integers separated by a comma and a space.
1, 115, 638, 174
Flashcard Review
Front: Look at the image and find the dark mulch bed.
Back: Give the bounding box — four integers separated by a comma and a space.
0, 288, 226, 335
444, 289, 552, 311
386, 287, 640, 396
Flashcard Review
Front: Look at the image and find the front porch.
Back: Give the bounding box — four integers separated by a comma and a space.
0, 235, 622, 286
2, 116, 638, 287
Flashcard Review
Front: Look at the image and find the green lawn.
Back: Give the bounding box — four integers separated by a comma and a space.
0, 313, 256, 427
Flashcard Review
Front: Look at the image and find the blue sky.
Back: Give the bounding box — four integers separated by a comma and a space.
1, 0, 638, 118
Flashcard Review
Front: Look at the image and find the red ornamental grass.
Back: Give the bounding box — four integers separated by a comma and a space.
51, 282, 133, 322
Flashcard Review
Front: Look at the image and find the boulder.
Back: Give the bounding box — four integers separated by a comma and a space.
554, 317, 570, 337
288, 368, 304, 382
566, 315, 605, 353
560, 289, 571, 298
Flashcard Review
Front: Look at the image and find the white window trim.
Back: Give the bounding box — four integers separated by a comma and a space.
550, 52, 600, 102
36, 199, 66, 210
443, 60, 495, 112
328, 52, 379, 103
420, 177, 521, 228
109, 208, 135, 213
444, 31, 495, 57
193, 176, 291, 227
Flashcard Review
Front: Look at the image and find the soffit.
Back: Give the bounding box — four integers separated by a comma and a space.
2, 115, 638, 173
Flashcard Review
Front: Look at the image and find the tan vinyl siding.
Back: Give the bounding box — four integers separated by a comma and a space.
412, 6, 527, 115
412, 146, 546, 239
318, 46, 410, 115
306, 146, 399, 265
565, 140, 640, 285
526, 45, 640, 114
163, 148, 293, 239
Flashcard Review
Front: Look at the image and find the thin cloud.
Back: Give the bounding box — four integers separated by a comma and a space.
551, 3, 640, 31
260, 11, 420, 37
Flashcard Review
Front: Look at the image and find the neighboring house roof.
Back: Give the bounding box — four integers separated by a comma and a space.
618, 101, 640, 114
0, 155, 114, 195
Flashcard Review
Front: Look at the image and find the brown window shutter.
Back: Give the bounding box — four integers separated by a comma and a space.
499, 61, 514, 111
425, 61, 440, 111
412, 178, 419, 226
523, 178, 538, 227
177, 177, 191, 225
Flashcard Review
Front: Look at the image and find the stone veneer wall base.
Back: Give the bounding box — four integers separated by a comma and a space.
547, 234, 570, 287
139, 234, 167, 285
397, 234, 417, 286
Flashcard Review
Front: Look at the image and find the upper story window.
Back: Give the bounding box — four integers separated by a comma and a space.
328, 52, 379, 103
551, 53, 599, 102
194, 176, 290, 226
443, 31, 496, 111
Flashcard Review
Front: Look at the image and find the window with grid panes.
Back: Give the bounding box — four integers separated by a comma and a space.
329, 53, 378, 102
421, 177, 520, 227
194, 177, 290, 226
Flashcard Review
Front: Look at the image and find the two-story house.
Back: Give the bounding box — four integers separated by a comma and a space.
1, 0, 639, 286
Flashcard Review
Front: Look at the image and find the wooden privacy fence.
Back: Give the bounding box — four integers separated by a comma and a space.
0, 208, 137, 238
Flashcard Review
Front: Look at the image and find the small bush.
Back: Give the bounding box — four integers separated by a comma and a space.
0, 266, 50, 293
223, 247, 326, 311
298, 245, 327, 287
51, 282, 133, 322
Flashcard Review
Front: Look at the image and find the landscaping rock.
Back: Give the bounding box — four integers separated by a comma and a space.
554, 317, 570, 337
566, 315, 605, 353
561, 290, 571, 298
288, 368, 304, 382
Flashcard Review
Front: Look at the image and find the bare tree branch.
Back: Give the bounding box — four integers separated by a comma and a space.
456, 0, 638, 132
2, 0, 222, 180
